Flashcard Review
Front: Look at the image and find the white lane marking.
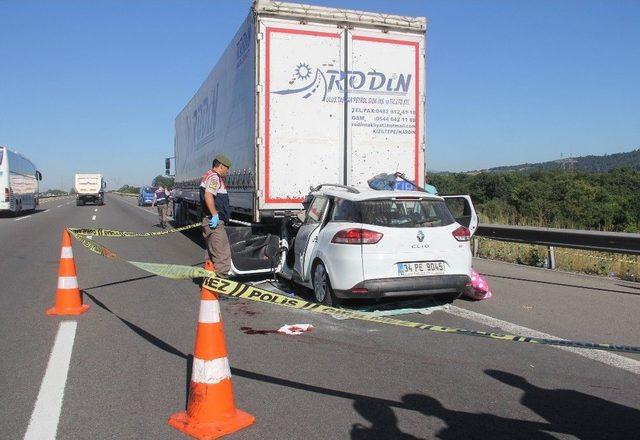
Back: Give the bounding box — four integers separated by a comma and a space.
57, 204, 63, 208
91, 215, 96, 221
447, 306, 640, 375
94, 208, 98, 212
66, 202, 70, 205
24, 321, 77, 440
86, 236, 93, 240
13, 209, 49, 221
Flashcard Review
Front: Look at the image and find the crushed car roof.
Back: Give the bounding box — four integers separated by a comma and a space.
311, 186, 443, 202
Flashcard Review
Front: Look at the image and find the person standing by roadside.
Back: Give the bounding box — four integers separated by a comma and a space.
200, 154, 232, 277
151, 184, 170, 229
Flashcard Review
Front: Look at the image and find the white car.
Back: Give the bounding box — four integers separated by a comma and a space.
279, 184, 478, 305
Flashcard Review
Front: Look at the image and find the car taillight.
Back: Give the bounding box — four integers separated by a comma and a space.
452, 226, 471, 242
332, 228, 383, 245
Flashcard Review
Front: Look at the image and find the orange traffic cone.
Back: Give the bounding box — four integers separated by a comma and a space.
46, 229, 89, 316
168, 263, 254, 439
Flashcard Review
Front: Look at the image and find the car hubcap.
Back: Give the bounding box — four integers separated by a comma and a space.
313, 265, 326, 303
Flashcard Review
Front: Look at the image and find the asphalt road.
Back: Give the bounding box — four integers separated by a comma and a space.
1, 194, 638, 439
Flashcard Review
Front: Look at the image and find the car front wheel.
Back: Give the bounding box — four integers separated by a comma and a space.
313, 262, 337, 306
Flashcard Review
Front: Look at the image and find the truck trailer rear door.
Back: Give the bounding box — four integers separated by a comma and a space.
346, 30, 425, 189
258, 19, 346, 210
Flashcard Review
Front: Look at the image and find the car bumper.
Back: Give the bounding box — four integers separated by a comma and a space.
335, 274, 471, 299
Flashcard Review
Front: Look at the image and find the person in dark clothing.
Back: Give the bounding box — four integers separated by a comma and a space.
151, 185, 170, 228
200, 154, 232, 276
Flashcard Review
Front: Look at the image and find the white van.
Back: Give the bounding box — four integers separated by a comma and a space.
0, 146, 42, 214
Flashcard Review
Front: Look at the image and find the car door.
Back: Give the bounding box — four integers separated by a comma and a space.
442, 195, 479, 235
293, 195, 330, 281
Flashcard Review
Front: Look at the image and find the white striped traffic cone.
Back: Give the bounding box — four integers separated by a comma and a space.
46, 229, 89, 315
167, 261, 254, 439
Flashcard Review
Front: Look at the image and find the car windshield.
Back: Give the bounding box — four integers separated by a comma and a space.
331, 198, 455, 228
143, 187, 154, 193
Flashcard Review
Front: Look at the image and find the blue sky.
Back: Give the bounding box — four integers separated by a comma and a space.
1, 0, 638, 190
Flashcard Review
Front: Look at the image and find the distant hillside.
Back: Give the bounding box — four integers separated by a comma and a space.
477, 148, 640, 173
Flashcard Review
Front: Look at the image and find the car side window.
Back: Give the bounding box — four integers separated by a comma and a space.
304, 196, 328, 224
330, 198, 361, 223
445, 198, 467, 218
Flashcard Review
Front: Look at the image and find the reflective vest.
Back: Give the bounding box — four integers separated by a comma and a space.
154, 189, 167, 205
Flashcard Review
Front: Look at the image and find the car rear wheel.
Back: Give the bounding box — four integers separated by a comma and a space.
313, 262, 337, 306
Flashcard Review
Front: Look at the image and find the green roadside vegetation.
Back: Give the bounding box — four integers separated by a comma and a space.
429, 168, 640, 281
116, 185, 140, 195
430, 168, 640, 232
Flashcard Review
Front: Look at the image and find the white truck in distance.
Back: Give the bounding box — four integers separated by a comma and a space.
75, 174, 105, 206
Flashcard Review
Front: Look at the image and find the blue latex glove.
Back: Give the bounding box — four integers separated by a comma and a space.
209, 214, 219, 229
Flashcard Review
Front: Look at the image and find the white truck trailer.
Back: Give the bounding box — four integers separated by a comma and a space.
171, 0, 427, 226
74, 173, 105, 206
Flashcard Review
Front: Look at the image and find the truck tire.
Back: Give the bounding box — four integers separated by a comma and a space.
174, 200, 186, 226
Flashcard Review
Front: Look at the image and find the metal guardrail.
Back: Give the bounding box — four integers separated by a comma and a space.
475, 224, 640, 269
39, 194, 69, 199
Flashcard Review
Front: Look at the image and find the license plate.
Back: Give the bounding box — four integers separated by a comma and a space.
398, 261, 445, 277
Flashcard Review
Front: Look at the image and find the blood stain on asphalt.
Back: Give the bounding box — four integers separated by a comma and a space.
240, 326, 279, 335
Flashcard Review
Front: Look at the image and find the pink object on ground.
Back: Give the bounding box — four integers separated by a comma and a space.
464, 268, 493, 300
278, 324, 315, 335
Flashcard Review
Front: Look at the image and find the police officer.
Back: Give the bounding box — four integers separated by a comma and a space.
151, 184, 169, 229
200, 154, 232, 277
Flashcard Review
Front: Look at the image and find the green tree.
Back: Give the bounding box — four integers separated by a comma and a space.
428, 168, 640, 232
152, 175, 175, 189
117, 185, 140, 195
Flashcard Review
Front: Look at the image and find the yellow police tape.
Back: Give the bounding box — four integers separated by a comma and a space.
69, 223, 200, 238
67, 227, 640, 355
